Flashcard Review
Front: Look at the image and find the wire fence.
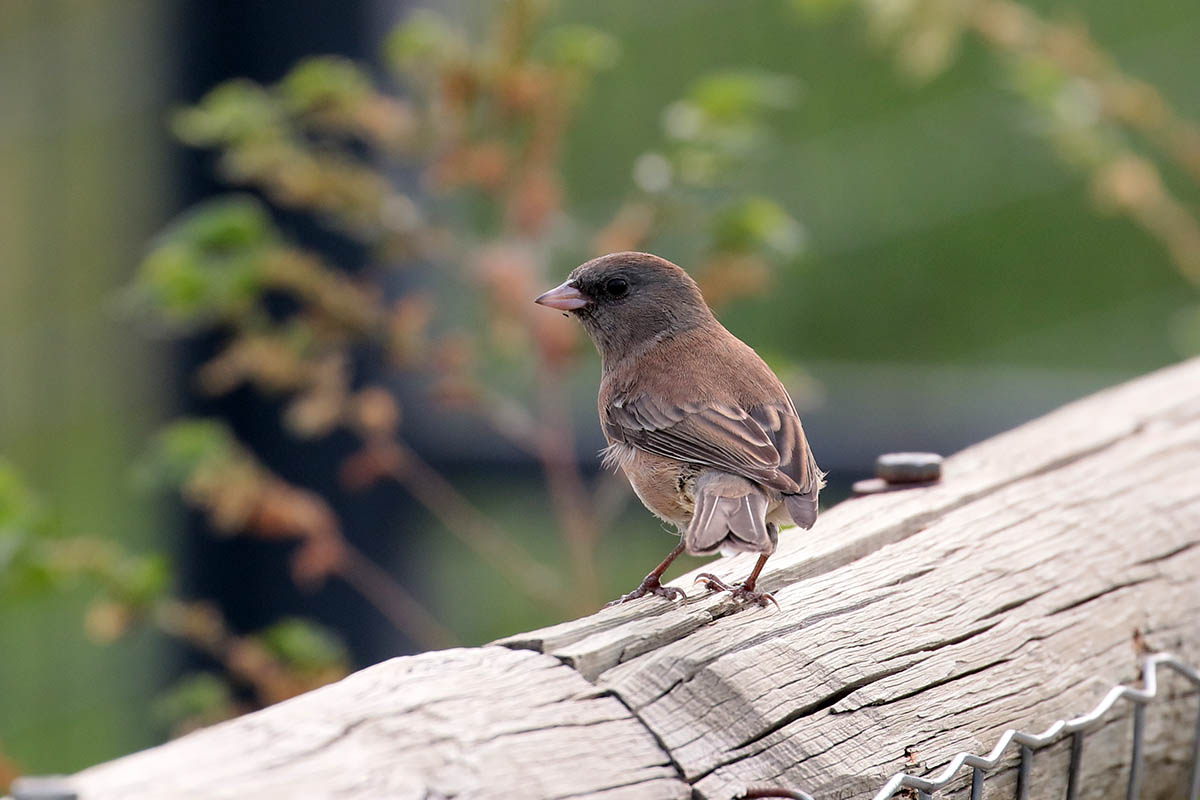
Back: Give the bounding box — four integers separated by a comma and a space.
742, 652, 1200, 800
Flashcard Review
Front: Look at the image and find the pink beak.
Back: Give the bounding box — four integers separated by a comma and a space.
534, 281, 590, 311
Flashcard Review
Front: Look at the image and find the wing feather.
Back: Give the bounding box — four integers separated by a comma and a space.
602, 393, 823, 501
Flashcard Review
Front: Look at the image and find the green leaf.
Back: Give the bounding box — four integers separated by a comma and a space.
1010, 55, 1070, 108
539, 25, 621, 72
661, 70, 798, 173
114, 554, 172, 608
0, 460, 43, 584
134, 197, 275, 323
0, 458, 44, 535
154, 673, 234, 726
258, 618, 348, 673
712, 196, 807, 257
0, 461, 64, 600
172, 80, 284, 147
281, 56, 373, 115
162, 195, 276, 252
384, 10, 463, 74
687, 70, 799, 123
137, 419, 241, 492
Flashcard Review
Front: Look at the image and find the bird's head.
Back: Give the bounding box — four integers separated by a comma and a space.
534, 252, 713, 363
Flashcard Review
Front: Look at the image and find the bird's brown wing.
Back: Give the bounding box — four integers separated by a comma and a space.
602, 393, 822, 498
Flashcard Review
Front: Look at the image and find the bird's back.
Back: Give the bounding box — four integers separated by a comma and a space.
599, 319, 823, 523
600, 321, 786, 410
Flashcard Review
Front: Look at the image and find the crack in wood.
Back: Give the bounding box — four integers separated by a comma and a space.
617, 595, 895, 714
599, 689, 690, 787
732, 664, 913, 751
547, 775, 689, 800
65, 359, 1200, 800
835, 657, 1011, 714
500, 392, 1193, 683
690, 720, 872, 789
887, 567, 936, 587
1133, 540, 1200, 566
1046, 577, 1154, 616
977, 590, 1051, 620
257, 715, 379, 767
883, 621, 1000, 661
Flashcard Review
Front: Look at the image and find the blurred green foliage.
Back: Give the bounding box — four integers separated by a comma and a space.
137, 420, 242, 492
117, 0, 1200, 664
562, 0, 1200, 369
713, 196, 807, 256
0, 452, 351, 758
539, 25, 622, 72
118, 1, 810, 659
384, 9, 465, 72
4, 0, 1200, 785
153, 673, 235, 733
136, 199, 273, 324
0, 458, 168, 610
0, 460, 51, 596
260, 618, 350, 675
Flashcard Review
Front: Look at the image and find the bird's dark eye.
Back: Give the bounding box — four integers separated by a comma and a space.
605, 277, 629, 297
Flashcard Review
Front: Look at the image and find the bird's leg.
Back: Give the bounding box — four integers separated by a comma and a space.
735, 554, 777, 607
695, 553, 778, 608
606, 541, 687, 606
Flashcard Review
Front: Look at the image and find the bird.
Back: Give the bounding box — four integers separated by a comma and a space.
534, 252, 824, 607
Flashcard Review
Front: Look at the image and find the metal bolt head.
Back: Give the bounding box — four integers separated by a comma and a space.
875, 452, 943, 484
853, 452, 944, 495
10, 776, 78, 800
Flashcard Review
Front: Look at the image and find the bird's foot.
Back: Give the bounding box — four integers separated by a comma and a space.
606, 575, 686, 607
694, 573, 779, 609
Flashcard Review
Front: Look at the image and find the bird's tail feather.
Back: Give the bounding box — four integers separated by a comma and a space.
784, 491, 819, 530
685, 475, 774, 556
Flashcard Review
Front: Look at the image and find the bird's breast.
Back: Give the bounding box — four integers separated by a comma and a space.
604, 443, 701, 527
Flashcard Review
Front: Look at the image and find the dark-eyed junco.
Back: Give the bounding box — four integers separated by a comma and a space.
535, 252, 824, 606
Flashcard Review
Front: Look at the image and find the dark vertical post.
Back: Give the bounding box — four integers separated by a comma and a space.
1188, 699, 1200, 800
1065, 731, 1084, 800
1016, 745, 1032, 800
1126, 704, 1145, 800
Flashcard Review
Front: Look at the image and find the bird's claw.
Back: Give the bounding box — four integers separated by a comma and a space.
606, 576, 686, 607
694, 572, 732, 591
694, 573, 779, 609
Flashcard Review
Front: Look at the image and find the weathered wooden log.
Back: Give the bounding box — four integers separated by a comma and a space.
63, 358, 1200, 800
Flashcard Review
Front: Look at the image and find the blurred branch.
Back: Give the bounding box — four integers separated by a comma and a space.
377, 439, 569, 611
336, 545, 458, 650
806, 0, 1200, 286
968, 0, 1200, 285
0, 457, 354, 734
143, 420, 458, 650
533, 362, 600, 612
0, 743, 22, 795
476, 388, 547, 456
127, 0, 809, 662
153, 600, 348, 708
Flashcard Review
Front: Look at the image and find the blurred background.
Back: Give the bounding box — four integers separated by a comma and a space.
2, 0, 1198, 785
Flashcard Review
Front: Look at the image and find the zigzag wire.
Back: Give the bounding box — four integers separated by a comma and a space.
741, 652, 1200, 800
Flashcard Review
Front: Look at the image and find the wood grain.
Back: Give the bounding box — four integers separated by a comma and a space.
64, 357, 1200, 800
70, 646, 688, 799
